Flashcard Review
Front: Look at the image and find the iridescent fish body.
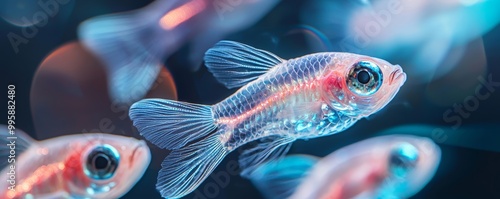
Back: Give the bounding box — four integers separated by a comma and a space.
250, 135, 441, 199
0, 126, 150, 199
129, 40, 406, 198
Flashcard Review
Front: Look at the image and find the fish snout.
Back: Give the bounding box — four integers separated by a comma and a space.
129, 140, 150, 168
389, 65, 406, 85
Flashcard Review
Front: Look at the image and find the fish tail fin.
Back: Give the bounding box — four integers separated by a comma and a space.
78, 10, 165, 103
129, 99, 229, 198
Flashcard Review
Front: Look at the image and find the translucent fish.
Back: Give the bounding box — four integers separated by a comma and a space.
376, 124, 500, 153
250, 135, 441, 199
78, 0, 280, 103
0, 125, 151, 199
0, 0, 75, 27
128, 40, 406, 198
301, 0, 500, 82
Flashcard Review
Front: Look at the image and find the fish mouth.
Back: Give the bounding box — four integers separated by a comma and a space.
389, 67, 406, 85
129, 140, 150, 168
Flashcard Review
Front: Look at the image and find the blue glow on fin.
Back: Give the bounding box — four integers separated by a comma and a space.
239, 135, 295, 178
204, 40, 285, 89
0, 125, 35, 171
156, 134, 227, 198
249, 155, 319, 199
78, 12, 164, 103
129, 99, 229, 198
129, 98, 216, 150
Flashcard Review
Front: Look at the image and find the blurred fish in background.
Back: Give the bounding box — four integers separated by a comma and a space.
250, 135, 441, 199
78, 0, 281, 104
377, 124, 500, 153
300, 0, 500, 83
0, 125, 150, 199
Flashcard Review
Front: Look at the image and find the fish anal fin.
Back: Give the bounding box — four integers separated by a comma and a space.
249, 155, 319, 199
239, 135, 295, 178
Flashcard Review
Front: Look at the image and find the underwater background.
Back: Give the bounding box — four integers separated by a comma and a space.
2, 0, 500, 198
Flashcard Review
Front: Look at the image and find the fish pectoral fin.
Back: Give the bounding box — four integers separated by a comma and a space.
276, 102, 324, 120
239, 135, 295, 178
0, 125, 36, 171
249, 155, 319, 199
204, 40, 285, 89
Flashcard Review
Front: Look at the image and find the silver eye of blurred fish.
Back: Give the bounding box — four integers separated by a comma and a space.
84, 144, 120, 180
346, 61, 383, 96
388, 142, 419, 178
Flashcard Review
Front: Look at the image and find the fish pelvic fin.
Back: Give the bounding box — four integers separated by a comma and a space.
129, 98, 216, 149
239, 135, 295, 178
0, 125, 36, 171
129, 99, 229, 198
249, 155, 319, 199
204, 40, 285, 89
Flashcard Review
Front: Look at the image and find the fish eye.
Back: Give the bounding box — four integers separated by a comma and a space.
388, 142, 419, 178
346, 61, 383, 96
84, 144, 120, 180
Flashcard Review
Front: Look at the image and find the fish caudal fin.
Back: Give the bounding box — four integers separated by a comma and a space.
0, 125, 36, 171
249, 155, 319, 199
78, 11, 164, 104
129, 99, 216, 149
239, 135, 295, 178
204, 40, 285, 89
157, 133, 227, 198
129, 99, 228, 198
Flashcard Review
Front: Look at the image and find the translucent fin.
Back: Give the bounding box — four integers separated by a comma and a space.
250, 155, 319, 199
204, 40, 285, 89
78, 11, 164, 103
239, 135, 295, 178
129, 98, 216, 149
276, 102, 323, 120
156, 133, 228, 198
0, 125, 36, 171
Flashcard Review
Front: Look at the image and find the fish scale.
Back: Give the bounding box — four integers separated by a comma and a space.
213, 53, 358, 149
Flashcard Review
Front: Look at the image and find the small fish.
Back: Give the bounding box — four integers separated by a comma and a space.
250, 135, 441, 199
129, 40, 406, 198
78, 0, 280, 103
0, 125, 151, 199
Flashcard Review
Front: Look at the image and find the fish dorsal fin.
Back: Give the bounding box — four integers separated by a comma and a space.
204, 40, 285, 89
0, 125, 36, 171
249, 155, 319, 199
